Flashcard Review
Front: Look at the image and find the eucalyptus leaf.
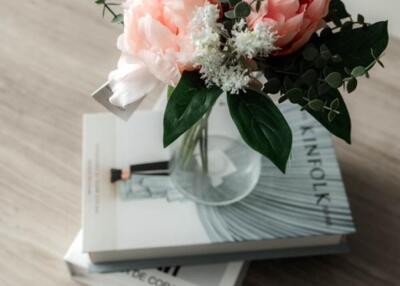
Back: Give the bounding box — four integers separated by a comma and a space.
306, 89, 351, 143
325, 21, 389, 71
285, 88, 303, 104
302, 45, 319, 61
112, 14, 124, 24
347, 77, 358, 93
328, 110, 337, 122
330, 98, 340, 110
234, 2, 251, 18
308, 99, 325, 112
228, 0, 241, 5
300, 69, 318, 86
227, 90, 292, 173
163, 71, 221, 147
325, 72, 343, 88
325, 0, 350, 21
351, 66, 366, 77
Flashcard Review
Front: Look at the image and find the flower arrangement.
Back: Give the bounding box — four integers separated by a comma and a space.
96, 0, 389, 173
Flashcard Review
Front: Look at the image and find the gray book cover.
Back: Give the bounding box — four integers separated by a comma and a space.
82, 103, 355, 264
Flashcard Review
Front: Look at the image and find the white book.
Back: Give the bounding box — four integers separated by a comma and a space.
82, 104, 355, 264
65, 231, 246, 286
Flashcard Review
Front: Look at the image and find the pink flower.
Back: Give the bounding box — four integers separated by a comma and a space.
109, 0, 209, 108
247, 0, 330, 55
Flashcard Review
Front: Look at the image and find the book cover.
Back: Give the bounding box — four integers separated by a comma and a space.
65, 231, 246, 286
82, 103, 355, 263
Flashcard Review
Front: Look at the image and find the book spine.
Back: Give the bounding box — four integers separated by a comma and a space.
66, 261, 199, 286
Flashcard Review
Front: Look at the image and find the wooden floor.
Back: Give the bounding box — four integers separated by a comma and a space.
0, 1, 399, 285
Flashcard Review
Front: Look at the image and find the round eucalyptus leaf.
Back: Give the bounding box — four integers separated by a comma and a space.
234, 2, 251, 18
264, 78, 281, 94
347, 77, 358, 93
328, 110, 337, 122
302, 45, 319, 61
308, 99, 324, 112
351, 66, 366, 77
224, 10, 236, 19
320, 44, 332, 60
318, 82, 331, 95
300, 69, 318, 86
325, 72, 343, 89
286, 88, 303, 104
330, 98, 340, 110
228, 0, 241, 5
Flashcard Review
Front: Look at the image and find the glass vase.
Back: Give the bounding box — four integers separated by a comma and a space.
170, 111, 261, 206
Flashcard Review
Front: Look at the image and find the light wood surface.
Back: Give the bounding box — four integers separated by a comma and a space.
0, 1, 399, 285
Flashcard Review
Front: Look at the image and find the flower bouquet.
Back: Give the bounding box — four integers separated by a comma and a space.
95, 0, 389, 205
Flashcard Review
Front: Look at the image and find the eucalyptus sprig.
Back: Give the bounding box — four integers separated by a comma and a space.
95, 0, 123, 24
220, 0, 265, 19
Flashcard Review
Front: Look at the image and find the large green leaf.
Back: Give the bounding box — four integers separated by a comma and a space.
227, 90, 292, 173
307, 89, 352, 144
325, 21, 389, 70
325, 0, 350, 22
163, 71, 221, 147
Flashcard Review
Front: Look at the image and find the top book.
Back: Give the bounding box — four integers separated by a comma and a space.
82, 103, 355, 265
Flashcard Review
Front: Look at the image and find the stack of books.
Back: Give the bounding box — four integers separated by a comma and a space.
64, 93, 355, 285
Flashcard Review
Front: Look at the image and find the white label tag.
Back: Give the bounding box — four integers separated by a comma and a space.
196, 150, 237, 187
91, 82, 143, 121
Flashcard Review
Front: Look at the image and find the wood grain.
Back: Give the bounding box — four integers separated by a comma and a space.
0, 1, 399, 285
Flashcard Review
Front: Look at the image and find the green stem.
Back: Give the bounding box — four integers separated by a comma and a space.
179, 111, 211, 172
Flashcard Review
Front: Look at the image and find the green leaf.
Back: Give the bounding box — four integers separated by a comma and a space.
264, 78, 281, 94
234, 2, 251, 18
163, 71, 221, 147
371, 49, 385, 68
302, 45, 319, 61
285, 88, 303, 104
308, 99, 324, 112
300, 69, 318, 86
357, 14, 365, 24
227, 90, 292, 173
224, 10, 236, 19
325, 21, 389, 71
351, 66, 366, 77
167, 86, 174, 98
228, 0, 241, 5
325, 72, 343, 88
256, 0, 262, 12
347, 77, 358, 93
330, 98, 340, 110
307, 89, 352, 143
328, 110, 337, 122
95, 0, 105, 4
320, 44, 332, 60
112, 14, 124, 24
325, 0, 350, 21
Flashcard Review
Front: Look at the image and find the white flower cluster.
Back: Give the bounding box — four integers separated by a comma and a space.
191, 4, 277, 94
192, 4, 248, 94
231, 19, 278, 58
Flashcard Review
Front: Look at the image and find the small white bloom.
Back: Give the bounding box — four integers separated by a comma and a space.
191, 3, 221, 29
232, 19, 278, 58
191, 5, 273, 94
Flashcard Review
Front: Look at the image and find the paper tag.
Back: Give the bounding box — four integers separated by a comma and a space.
196, 150, 237, 187
91, 82, 143, 121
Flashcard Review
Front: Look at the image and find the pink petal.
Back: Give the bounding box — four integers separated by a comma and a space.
138, 14, 178, 51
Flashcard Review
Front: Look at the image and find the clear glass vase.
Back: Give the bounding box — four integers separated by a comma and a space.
170, 111, 261, 206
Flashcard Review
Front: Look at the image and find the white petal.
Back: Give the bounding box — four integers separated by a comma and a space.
108, 58, 161, 108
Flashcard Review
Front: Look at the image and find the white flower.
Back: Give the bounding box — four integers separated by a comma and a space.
232, 20, 278, 58
191, 4, 251, 94
191, 3, 221, 29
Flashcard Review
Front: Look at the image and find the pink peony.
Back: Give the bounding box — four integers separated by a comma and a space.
247, 0, 330, 55
109, 0, 210, 108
